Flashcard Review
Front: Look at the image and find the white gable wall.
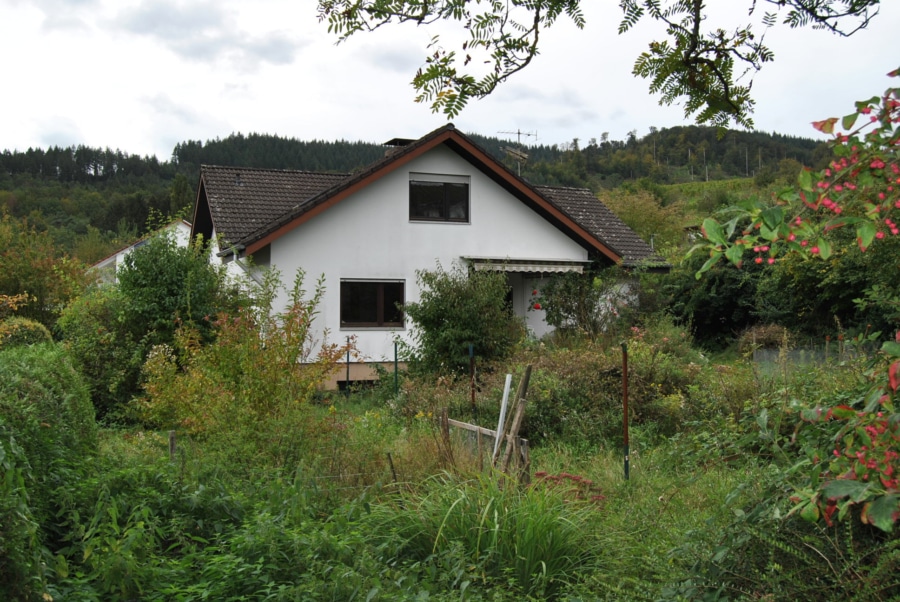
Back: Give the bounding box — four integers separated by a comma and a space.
265, 145, 588, 361
92, 220, 193, 284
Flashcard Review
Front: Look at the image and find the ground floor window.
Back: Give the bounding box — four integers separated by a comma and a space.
340, 280, 405, 327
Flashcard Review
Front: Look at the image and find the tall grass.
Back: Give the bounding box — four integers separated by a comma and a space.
362, 471, 600, 599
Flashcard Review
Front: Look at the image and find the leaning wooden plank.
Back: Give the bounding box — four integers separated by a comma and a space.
492, 365, 532, 467
499, 365, 532, 473
447, 418, 498, 438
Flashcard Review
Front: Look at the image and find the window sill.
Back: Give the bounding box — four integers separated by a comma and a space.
409, 220, 470, 225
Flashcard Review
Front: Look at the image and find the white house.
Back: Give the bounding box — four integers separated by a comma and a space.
190, 124, 663, 382
91, 219, 193, 284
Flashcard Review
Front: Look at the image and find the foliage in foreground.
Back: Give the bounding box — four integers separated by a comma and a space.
0, 316, 53, 350
137, 269, 354, 468
57, 232, 236, 419
0, 214, 90, 329
362, 472, 598, 598
2, 314, 899, 600
0, 343, 97, 601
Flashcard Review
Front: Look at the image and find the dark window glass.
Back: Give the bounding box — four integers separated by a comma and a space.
410, 181, 469, 222
340, 281, 404, 327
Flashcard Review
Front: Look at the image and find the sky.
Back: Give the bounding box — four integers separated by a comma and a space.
1, 0, 897, 160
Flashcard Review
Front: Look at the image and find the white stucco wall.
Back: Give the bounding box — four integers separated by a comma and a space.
263, 145, 588, 362
93, 220, 194, 283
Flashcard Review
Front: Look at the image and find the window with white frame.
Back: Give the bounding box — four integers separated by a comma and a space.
409, 173, 470, 222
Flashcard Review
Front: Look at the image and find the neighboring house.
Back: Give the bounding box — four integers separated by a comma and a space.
91, 219, 193, 284
190, 124, 664, 381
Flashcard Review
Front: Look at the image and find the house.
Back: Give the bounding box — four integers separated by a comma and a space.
190, 124, 664, 382
91, 219, 193, 284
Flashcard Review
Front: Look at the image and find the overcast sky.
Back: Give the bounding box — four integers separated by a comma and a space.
1, 0, 897, 160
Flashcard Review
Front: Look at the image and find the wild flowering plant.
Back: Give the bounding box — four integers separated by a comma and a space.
138, 268, 353, 436
693, 68, 900, 532
791, 331, 900, 532
693, 67, 900, 273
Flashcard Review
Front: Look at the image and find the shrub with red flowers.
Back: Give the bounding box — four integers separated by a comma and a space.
694, 68, 900, 532
790, 335, 900, 532
694, 68, 900, 273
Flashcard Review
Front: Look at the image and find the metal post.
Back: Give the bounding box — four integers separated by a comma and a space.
394, 341, 399, 396
346, 336, 351, 395
469, 343, 476, 419
622, 342, 629, 481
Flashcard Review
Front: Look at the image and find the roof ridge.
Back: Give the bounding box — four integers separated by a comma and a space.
200, 164, 350, 177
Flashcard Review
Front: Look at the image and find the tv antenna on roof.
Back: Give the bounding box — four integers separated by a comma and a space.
499, 129, 537, 176
499, 129, 537, 146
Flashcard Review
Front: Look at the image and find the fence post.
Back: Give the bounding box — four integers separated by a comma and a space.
394, 341, 399, 396
469, 344, 476, 420
622, 342, 630, 481
387, 452, 398, 483
168, 430, 176, 463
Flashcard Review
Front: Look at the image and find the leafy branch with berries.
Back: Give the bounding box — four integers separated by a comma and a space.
694, 68, 900, 532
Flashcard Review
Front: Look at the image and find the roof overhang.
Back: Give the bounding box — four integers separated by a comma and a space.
462, 256, 589, 274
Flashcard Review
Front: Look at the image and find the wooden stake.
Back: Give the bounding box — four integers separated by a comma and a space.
168, 430, 176, 462
387, 452, 398, 483
499, 365, 531, 473
492, 365, 531, 468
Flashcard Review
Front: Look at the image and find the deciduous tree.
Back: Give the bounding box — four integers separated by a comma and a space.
317, 0, 880, 128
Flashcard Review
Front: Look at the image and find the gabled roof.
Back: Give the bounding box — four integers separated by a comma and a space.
535, 186, 663, 268
192, 124, 666, 268
197, 167, 346, 247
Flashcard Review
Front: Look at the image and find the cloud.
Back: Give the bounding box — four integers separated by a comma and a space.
356, 42, 424, 75
12, 0, 99, 32
36, 116, 84, 149
143, 93, 205, 124
113, 0, 305, 70
141, 93, 229, 155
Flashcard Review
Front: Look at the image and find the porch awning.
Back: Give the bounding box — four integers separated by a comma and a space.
462, 256, 588, 274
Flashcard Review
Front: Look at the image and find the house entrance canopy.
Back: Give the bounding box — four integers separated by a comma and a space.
462, 256, 589, 274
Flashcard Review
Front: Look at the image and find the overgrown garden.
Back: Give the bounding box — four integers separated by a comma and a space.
2, 76, 900, 600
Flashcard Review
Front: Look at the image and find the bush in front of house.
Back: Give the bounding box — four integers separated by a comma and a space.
57, 286, 139, 419
403, 263, 524, 374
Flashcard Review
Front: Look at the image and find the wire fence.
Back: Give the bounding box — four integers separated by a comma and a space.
751, 341, 877, 375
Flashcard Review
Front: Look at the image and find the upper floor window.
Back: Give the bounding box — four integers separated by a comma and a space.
409, 173, 469, 222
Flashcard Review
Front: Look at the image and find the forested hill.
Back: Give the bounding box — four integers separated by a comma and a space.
2, 127, 826, 187
0, 127, 827, 262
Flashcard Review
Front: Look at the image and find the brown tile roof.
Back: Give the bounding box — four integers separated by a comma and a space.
199, 165, 348, 248
535, 186, 667, 268
196, 124, 666, 269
